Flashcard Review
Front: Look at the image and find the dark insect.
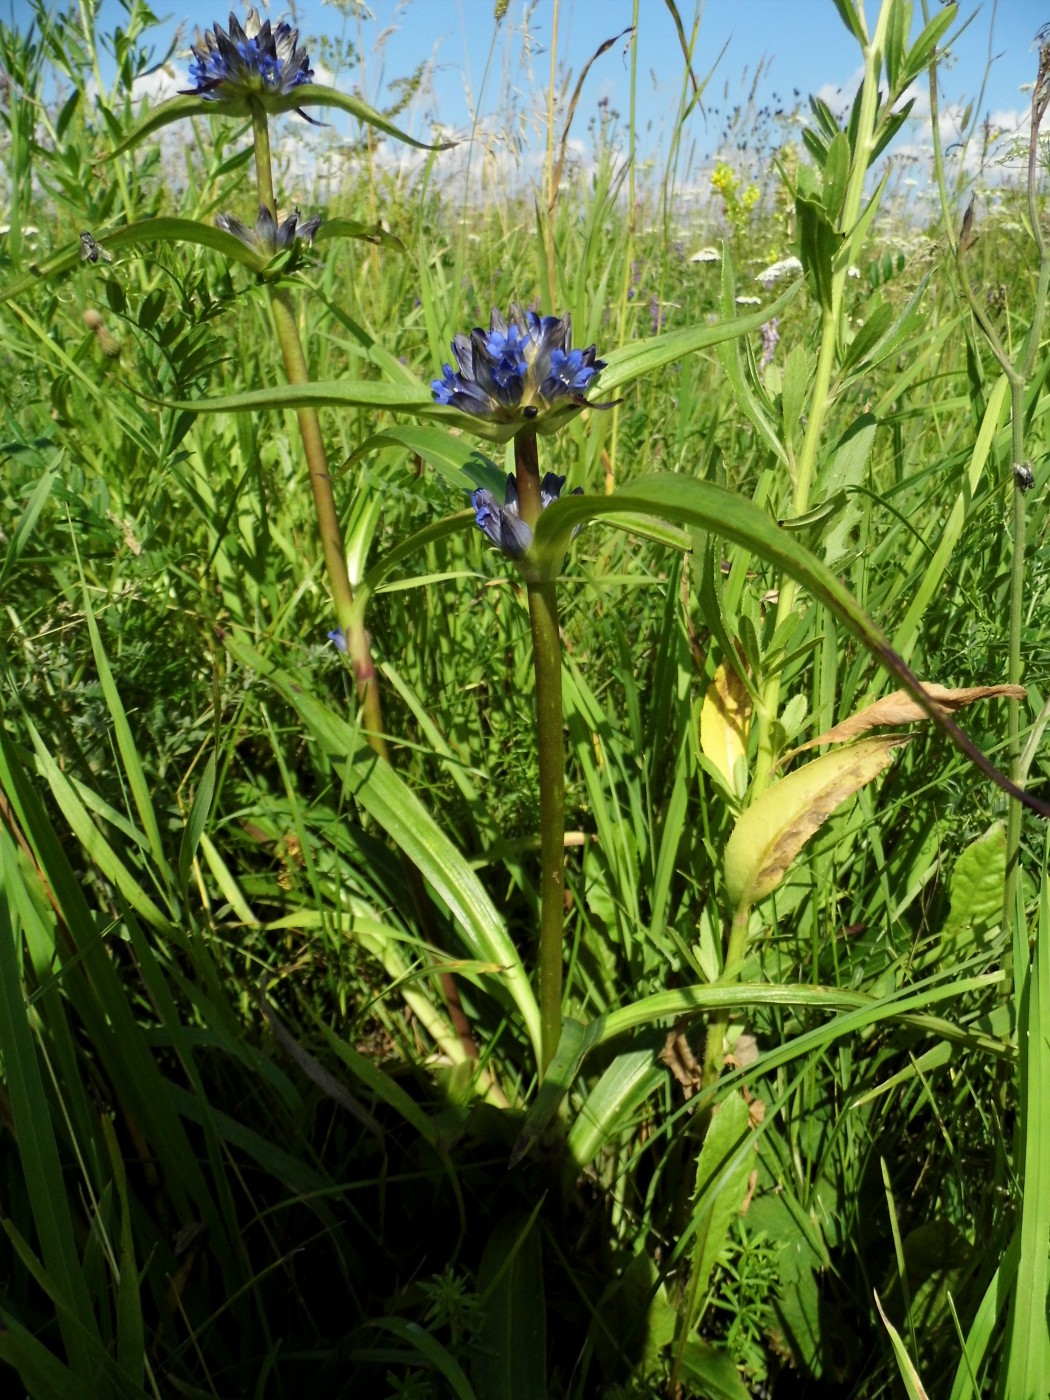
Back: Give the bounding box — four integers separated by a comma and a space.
79, 232, 112, 264
1014, 462, 1035, 492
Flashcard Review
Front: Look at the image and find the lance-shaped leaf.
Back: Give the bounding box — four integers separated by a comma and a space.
597, 277, 802, 394
786, 683, 1026, 760
106, 85, 456, 161
1, 218, 262, 302
531, 475, 1050, 819
314, 218, 404, 253
724, 735, 909, 910
158, 380, 438, 417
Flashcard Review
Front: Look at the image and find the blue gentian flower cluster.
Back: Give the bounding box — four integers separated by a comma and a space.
216, 205, 321, 255
432, 306, 609, 434
471, 472, 581, 560
184, 10, 313, 100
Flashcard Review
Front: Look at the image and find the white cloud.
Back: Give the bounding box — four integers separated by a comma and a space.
130, 65, 182, 106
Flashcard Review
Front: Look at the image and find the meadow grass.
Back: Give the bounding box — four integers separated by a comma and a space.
2, 1, 1050, 1396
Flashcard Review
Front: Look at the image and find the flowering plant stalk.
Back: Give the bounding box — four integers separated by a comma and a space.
168, 11, 478, 1060
433, 305, 609, 1075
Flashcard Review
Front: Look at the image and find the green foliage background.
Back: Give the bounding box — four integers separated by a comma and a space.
2, 1, 1050, 1396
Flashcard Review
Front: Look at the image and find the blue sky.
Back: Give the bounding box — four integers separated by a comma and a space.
102, 0, 1046, 131
65, 0, 1048, 190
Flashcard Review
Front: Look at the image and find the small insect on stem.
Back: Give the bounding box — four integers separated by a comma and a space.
1014, 462, 1035, 492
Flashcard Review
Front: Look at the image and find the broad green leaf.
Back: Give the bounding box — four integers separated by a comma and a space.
101, 1116, 144, 1388
160, 379, 437, 417
686, 1091, 754, 1312
0, 1312, 87, 1400
836, 168, 890, 272
781, 344, 809, 446
901, 5, 958, 90
892, 374, 1008, 659
943, 824, 1006, 938
676, 1339, 751, 1399
566, 1047, 666, 1170
0, 219, 259, 301
345, 424, 502, 495
177, 752, 217, 903
82, 586, 172, 887
717, 248, 789, 464
314, 217, 404, 252
821, 413, 877, 566
830, 0, 866, 43
473, 1215, 546, 1400
823, 132, 850, 223
511, 1018, 600, 1164
0, 455, 61, 587
106, 85, 456, 161
0, 845, 102, 1378
885, 0, 909, 92
723, 735, 907, 909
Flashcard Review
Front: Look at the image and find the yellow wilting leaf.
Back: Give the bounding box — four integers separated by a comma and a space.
723, 734, 909, 909
700, 663, 752, 797
784, 682, 1025, 761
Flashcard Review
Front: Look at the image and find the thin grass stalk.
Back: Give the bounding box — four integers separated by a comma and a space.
248, 100, 478, 1060
543, 0, 561, 310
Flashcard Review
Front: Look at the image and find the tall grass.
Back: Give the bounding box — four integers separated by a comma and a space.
2, 1, 1050, 1396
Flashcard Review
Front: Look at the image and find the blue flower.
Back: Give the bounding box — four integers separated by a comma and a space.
216, 205, 321, 256
328, 629, 347, 653
183, 10, 313, 101
432, 306, 613, 438
471, 472, 581, 560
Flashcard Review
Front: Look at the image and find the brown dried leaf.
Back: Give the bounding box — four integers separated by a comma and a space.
785, 683, 1026, 760
659, 1027, 703, 1099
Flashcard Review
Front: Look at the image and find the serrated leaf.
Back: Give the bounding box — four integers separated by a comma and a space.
701, 662, 752, 798
724, 736, 908, 909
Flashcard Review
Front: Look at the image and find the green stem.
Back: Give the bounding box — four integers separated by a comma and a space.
529, 577, 566, 1078
518, 433, 566, 1077
701, 904, 751, 1088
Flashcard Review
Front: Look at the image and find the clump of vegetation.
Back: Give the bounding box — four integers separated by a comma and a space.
2, 2, 1050, 1397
